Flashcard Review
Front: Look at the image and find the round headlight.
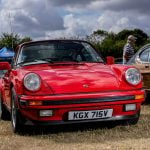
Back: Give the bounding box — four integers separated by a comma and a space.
125, 68, 141, 85
24, 73, 41, 91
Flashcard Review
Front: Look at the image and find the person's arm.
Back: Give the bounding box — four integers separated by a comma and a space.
124, 52, 130, 61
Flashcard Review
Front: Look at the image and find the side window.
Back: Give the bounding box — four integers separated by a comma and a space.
139, 48, 150, 62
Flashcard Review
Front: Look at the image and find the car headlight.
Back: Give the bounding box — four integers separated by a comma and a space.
125, 68, 141, 85
24, 73, 41, 91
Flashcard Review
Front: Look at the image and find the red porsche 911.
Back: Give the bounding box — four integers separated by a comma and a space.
0, 40, 145, 133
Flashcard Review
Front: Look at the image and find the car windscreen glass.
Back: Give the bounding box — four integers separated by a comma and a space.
17, 41, 104, 64
139, 48, 150, 62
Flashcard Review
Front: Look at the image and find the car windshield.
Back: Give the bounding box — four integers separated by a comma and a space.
17, 41, 104, 65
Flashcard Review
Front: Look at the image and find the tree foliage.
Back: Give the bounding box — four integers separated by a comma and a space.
0, 29, 149, 58
0, 33, 32, 50
89, 28, 149, 58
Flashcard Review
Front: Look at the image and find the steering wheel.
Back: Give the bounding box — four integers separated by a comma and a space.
61, 56, 73, 61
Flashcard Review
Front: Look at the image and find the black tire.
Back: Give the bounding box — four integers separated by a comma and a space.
0, 95, 10, 120
126, 117, 139, 125
11, 88, 25, 133
123, 111, 140, 125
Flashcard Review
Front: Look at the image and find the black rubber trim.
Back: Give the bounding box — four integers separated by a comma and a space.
41, 95, 135, 106
20, 95, 135, 106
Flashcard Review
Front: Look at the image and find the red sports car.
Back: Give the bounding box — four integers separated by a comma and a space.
0, 40, 145, 133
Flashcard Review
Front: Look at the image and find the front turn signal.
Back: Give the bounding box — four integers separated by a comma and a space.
29, 101, 43, 106
135, 94, 145, 100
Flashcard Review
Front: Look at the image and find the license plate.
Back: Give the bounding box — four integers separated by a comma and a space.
68, 109, 113, 120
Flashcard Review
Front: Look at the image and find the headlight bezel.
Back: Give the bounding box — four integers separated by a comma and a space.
125, 68, 142, 86
23, 73, 41, 91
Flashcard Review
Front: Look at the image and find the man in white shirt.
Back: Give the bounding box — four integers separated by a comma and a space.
123, 35, 137, 64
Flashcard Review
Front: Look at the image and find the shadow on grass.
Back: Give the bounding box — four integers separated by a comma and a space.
19, 121, 120, 136
14, 105, 150, 144
17, 118, 148, 144
10, 112, 150, 144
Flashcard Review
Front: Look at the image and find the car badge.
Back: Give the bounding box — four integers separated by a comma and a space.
83, 84, 89, 88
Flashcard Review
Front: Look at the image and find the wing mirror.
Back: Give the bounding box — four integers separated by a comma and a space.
106, 56, 115, 65
0, 62, 11, 70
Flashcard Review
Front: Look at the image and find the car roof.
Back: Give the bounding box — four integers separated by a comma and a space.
140, 43, 150, 49
136, 43, 150, 54
19, 39, 91, 47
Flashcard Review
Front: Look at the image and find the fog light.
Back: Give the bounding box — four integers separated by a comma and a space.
125, 104, 136, 111
39, 110, 53, 117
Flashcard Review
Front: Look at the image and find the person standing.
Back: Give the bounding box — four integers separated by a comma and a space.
123, 35, 137, 64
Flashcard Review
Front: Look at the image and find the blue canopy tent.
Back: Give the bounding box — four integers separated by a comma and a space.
0, 47, 14, 62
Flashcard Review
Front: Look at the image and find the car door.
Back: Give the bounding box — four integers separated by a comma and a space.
134, 47, 150, 91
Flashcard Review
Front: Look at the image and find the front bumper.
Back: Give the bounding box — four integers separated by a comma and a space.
30, 112, 139, 126
18, 90, 145, 124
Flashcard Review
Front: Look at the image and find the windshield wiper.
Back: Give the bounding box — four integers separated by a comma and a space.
41, 58, 54, 63
17, 58, 54, 66
95, 61, 104, 63
17, 60, 38, 65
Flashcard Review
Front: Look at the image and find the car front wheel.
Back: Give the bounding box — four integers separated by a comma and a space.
0, 95, 10, 120
11, 88, 24, 133
126, 116, 140, 125
123, 111, 140, 125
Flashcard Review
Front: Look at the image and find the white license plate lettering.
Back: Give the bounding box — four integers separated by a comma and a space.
68, 109, 113, 120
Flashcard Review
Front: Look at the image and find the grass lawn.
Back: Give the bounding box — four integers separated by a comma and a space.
0, 105, 150, 150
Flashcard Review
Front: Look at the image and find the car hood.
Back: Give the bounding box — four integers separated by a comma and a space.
21, 63, 120, 94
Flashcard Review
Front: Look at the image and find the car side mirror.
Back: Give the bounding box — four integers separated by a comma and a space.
0, 62, 11, 70
106, 56, 115, 65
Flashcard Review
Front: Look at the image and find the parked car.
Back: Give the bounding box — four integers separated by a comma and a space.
127, 44, 150, 93
0, 40, 145, 133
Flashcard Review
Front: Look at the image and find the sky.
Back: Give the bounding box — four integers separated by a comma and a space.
0, 0, 150, 39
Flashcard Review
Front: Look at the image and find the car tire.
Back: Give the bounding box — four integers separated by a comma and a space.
11, 88, 25, 133
0, 95, 10, 120
123, 111, 140, 125
126, 117, 139, 125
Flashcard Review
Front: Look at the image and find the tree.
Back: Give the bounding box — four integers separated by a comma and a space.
87, 30, 108, 44
20, 37, 32, 44
0, 33, 32, 50
116, 29, 148, 46
89, 28, 149, 58
0, 33, 20, 49
133, 29, 148, 46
